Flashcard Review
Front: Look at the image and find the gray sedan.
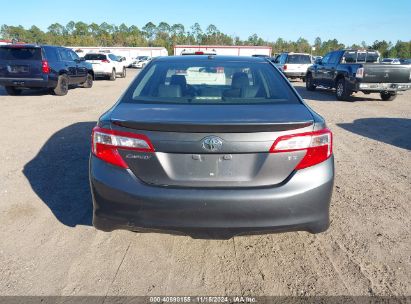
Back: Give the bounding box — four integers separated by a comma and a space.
90, 55, 334, 239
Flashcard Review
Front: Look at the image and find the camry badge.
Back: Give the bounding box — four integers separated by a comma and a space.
202, 136, 223, 152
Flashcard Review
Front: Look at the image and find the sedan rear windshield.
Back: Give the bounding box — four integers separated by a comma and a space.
287, 55, 311, 64
124, 60, 300, 104
84, 54, 106, 60
0, 47, 42, 60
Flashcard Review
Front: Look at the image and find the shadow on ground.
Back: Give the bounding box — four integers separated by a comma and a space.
337, 118, 411, 150
294, 85, 381, 102
23, 122, 96, 227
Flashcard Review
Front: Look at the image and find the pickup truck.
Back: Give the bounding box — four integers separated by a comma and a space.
0, 44, 94, 96
306, 49, 411, 101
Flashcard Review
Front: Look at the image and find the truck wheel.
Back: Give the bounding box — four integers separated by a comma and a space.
336, 78, 352, 101
109, 69, 116, 81
5, 86, 22, 96
380, 92, 397, 101
306, 74, 315, 91
53, 74, 69, 96
82, 73, 93, 88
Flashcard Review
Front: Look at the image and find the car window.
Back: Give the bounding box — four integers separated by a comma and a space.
278, 54, 287, 64
321, 53, 331, 64
328, 52, 340, 64
59, 48, 72, 61
84, 54, 107, 60
0, 47, 42, 60
69, 50, 79, 60
43, 47, 58, 62
124, 60, 300, 105
286, 54, 312, 64
342, 51, 379, 63
108, 54, 118, 61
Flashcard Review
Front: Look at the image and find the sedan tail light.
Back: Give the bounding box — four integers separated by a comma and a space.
102, 59, 110, 63
283, 64, 287, 71
91, 127, 154, 168
270, 128, 332, 170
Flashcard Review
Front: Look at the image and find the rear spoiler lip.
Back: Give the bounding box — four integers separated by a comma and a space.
111, 119, 313, 133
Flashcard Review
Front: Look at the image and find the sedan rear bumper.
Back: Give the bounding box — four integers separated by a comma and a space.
90, 155, 334, 238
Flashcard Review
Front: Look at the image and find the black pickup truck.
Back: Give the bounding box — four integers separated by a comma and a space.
0, 44, 94, 96
306, 49, 411, 101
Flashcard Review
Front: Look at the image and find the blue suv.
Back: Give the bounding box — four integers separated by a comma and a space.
0, 44, 94, 96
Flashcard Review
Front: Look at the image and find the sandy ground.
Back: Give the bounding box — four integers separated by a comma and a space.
0, 69, 410, 297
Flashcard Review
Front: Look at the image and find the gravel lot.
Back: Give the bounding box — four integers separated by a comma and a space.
0, 69, 410, 297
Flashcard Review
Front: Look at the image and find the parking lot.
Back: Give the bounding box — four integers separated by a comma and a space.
0, 69, 410, 296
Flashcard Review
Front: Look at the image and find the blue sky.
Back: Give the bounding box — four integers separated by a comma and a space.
1, 0, 410, 45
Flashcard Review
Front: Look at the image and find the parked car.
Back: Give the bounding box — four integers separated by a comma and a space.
90, 55, 334, 239
119, 56, 134, 68
0, 44, 93, 96
131, 56, 152, 68
306, 49, 411, 101
272, 52, 312, 81
381, 58, 401, 64
84, 53, 126, 80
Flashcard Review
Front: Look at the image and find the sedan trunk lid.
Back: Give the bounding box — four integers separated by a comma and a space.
110, 103, 315, 188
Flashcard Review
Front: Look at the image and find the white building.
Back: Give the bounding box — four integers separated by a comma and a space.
174, 45, 272, 57
69, 46, 168, 59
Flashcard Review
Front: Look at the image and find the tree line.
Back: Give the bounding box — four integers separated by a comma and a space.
1, 22, 410, 58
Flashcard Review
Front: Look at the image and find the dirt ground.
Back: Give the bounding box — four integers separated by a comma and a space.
0, 69, 410, 297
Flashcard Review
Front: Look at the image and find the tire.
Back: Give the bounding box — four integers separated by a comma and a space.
380, 92, 397, 101
5, 86, 22, 96
109, 69, 116, 81
82, 73, 93, 88
302, 77, 306, 82
306, 73, 315, 91
53, 74, 69, 96
335, 78, 352, 101
120, 67, 126, 78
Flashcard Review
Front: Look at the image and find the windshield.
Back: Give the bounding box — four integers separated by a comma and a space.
137, 56, 148, 60
342, 51, 379, 63
124, 60, 300, 104
0, 47, 42, 60
287, 54, 311, 64
84, 53, 106, 60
